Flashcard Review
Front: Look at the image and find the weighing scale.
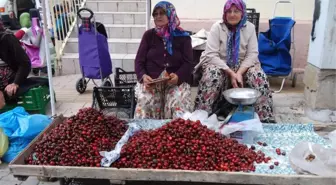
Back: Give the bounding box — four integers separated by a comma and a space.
220, 88, 261, 123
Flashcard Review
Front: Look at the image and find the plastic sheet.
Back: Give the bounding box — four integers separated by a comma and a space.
101, 118, 330, 175
101, 119, 170, 167
0, 107, 51, 162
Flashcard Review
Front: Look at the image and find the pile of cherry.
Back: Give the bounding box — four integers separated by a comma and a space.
25, 108, 128, 167
112, 118, 277, 172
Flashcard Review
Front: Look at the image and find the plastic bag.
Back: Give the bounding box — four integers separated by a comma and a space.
220, 113, 264, 144
182, 110, 222, 132
0, 107, 51, 163
289, 141, 336, 177
328, 130, 336, 149
0, 128, 8, 158
100, 119, 170, 167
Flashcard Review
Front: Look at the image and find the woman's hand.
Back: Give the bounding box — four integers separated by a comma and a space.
227, 71, 243, 88
236, 72, 244, 88
142, 74, 153, 89
167, 73, 178, 86
5, 83, 19, 97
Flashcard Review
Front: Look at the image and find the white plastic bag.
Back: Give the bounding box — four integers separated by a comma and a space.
219, 113, 264, 144
328, 130, 336, 149
289, 141, 336, 177
181, 110, 222, 132
100, 124, 141, 167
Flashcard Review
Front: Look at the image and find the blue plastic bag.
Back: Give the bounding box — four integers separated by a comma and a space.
0, 107, 51, 163
258, 17, 295, 76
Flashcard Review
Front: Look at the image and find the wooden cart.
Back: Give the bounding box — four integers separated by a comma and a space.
8, 116, 336, 185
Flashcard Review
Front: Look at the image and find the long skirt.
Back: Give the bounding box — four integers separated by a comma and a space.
0, 66, 14, 91
194, 64, 275, 122
134, 82, 193, 119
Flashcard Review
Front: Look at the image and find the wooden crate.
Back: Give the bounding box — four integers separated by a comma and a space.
8, 117, 336, 185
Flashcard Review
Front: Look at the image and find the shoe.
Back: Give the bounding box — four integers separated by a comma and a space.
262, 119, 277, 123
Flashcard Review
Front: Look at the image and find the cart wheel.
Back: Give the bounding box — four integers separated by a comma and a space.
102, 80, 112, 87
291, 73, 297, 88
76, 78, 87, 94
32, 69, 39, 76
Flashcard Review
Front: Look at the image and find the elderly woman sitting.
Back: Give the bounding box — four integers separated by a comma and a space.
0, 18, 31, 109
134, 1, 193, 119
194, 0, 275, 123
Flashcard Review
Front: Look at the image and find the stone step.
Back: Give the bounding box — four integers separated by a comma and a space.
80, 11, 146, 24
61, 53, 136, 75
64, 38, 141, 53
86, 1, 146, 12
70, 24, 146, 39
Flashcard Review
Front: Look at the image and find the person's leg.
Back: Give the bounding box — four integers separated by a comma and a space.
244, 64, 275, 122
134, 83, 162, 119
164, 83, 193, 119
0, 91, 5, 109
194, 65, 228, 114
0, 66, 16, 108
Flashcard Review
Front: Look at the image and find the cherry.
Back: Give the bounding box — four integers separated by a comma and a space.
112, 118, 271, 172
25, 108, 127, 167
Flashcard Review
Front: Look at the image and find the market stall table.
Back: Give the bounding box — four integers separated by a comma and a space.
8, 115, 336, 185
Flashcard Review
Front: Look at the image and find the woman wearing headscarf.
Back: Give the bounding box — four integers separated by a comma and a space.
194, 0, 275, 123
134, 1, 193, 119
0, 18, 31, 109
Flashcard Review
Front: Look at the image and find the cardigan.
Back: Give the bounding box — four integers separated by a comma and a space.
135, 29, 193, 85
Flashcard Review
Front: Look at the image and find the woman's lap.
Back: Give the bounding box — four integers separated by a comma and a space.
134, 82, 192, 119
0, 66, 15, 91
194, 65, 228, 113
194, 64, 275, 121
245, 64, 274, 121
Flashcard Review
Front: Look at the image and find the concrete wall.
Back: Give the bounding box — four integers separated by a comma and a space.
150, 0, 316, 72
151, 0, 314, 21
307, 0, 336, 69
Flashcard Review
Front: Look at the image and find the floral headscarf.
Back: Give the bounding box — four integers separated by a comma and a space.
223, 0, 247, 68
153, 1, 189, 55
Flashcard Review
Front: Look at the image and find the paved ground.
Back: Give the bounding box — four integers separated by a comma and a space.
0, 74, 335, 185
47, 73, 321, 124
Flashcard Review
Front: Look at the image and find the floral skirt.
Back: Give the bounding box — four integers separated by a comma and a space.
194, 64, 275, 122
134, 82, 193, 119
0, 66, 14, 91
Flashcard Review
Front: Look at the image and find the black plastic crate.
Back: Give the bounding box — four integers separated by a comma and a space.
247, 12, 260, 37
246, 8, 256, 13
93, 87, 135, 118
115, 67, 137, 87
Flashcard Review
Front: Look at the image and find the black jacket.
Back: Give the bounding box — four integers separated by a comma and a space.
0, 31, 31, 85
10, 0, 35, 10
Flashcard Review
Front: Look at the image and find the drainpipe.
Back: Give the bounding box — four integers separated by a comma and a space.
146, 0, 151, 30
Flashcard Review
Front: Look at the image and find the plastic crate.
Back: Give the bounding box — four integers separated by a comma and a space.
246, 8, 256, 13
247, 11, 260, 37
93, 87, 135, 118
1, 86, 51, 115
115, 68, 137, 87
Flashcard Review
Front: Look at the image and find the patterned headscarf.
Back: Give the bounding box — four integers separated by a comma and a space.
223, 0, 247, 68
153, 1, 189, 55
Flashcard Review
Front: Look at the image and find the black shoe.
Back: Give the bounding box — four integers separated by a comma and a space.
262, 119, 277, 123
